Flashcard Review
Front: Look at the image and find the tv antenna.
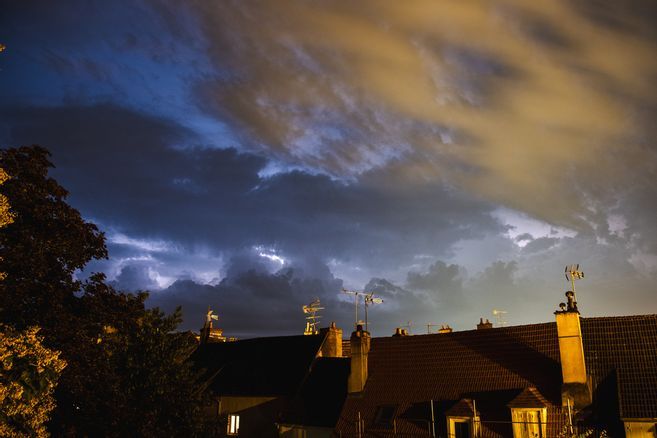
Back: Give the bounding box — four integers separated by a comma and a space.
363, 291, 383, 332
565, 264, 584, 302
342, 289, 366, 329
492, 309, 508, 327
302, 298, 324, 335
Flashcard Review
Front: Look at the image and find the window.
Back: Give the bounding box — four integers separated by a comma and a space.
373, 405, 397, 427
448, 417, 476, 438
511, 409, 547, 438
227, 414, 240, 436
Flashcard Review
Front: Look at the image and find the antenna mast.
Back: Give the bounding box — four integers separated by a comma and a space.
565, 264, 584, 302
302, 298, 324, 335
342, 289, 383, 331
341, 289, 363, 329
363, 291, 384, 332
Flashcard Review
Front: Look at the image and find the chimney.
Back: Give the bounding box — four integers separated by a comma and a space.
348, 324, 370, 393
392, 327, 410, 337
438, 324, 453, 334
555, 291, 591, 408
319, 322, 343, 358
477, 318, 493, 330
200, 322, 226, 344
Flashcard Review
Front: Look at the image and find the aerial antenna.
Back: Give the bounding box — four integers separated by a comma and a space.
342, 288, 366, 329
492, 309, 508, 327
565, 264, 584, 303
302, 298, 324, 335
363, 291, 383, 332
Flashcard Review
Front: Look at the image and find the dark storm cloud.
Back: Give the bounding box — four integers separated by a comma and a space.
0, 104, 502, 279
2, 0, 657, 336
148, 251, 349, 337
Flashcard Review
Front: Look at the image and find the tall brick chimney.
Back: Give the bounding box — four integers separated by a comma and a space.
555, 291, 591, 408
348, 324, 370, 393
319, 322, 343, 358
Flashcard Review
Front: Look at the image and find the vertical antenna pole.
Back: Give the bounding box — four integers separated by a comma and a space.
430, 399, 436, 438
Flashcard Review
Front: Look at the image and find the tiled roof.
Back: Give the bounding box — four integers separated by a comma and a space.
581, 315, 657, 419
507, 387, 550, 408
336, 314, 657, 436
337, 321, 562, 436
191, 334, 325, 397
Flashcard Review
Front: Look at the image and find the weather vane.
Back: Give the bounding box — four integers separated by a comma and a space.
302, 298, 324, 335
205, 306, 219, 326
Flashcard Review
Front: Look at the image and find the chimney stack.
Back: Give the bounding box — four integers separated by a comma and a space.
438, 324, 453, 334
477, 318, 493, 330
555, 291, 591, 408
319, 322, 343, 358
392, 327, 410, 337
348, 324, 370, 393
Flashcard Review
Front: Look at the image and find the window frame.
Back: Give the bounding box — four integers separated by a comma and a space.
447, 415, 478, 438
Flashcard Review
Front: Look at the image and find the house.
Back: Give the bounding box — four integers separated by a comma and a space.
193, 290, 657, 437
192, 322, 349, 437
335, 291, 657, 437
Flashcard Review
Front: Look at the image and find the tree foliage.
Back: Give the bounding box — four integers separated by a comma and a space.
0, 146, 107, 331
0, 325, 66, 438
0, 146, 206, 436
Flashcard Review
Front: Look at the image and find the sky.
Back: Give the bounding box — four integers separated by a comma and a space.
1, 0, 656, 338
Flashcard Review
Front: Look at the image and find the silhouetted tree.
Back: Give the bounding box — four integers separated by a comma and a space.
0, 146, 206, 436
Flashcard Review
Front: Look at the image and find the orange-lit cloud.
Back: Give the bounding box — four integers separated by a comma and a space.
194, 0, 657, 232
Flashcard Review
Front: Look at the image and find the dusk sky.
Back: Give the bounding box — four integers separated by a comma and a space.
2, 1, 656, 338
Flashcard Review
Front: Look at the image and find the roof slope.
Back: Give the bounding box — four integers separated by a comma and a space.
192, 334, 325, 397
336, 314, 657, 436
581, 315, 657, 419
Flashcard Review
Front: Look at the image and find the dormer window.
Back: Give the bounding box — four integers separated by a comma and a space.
445, 398, 479, 438
507, 387, 549, 438
510, 408, 546, 438
447, 416, 475, 438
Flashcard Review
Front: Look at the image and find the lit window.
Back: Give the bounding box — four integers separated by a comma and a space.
227, 414, 240, 436
511, 409, 546, 438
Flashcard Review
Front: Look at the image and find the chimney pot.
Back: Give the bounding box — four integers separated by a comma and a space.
477, 318, 493, 330
319, 322, 342, 357
438, 324, 453, 334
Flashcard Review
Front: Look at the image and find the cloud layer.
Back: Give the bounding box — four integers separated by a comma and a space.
1, 0, 656, 336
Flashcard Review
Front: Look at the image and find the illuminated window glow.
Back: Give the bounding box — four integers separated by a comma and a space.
227, 414, 240, 435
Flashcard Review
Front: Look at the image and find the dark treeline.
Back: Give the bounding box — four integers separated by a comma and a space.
0, 146, 213, 436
